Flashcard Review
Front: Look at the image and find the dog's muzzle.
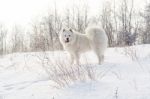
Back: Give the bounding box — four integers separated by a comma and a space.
65, 38, 69, 43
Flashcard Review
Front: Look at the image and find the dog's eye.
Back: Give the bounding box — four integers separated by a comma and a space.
64, 35, 66, 37
68, 35, 70, 37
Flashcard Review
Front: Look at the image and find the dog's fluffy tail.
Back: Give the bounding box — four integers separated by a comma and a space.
85, 26, 107, 40
85, 26, 105, 34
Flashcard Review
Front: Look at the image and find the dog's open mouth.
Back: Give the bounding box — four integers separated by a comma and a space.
65, 40, 69, 43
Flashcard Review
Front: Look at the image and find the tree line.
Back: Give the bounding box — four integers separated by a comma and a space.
0, 0, 150, 55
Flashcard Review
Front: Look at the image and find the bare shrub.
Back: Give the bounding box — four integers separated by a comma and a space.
114, 87, 119, 99
48, 63, 96, 88
37, 52, 97, 88
123, 46, 138, 61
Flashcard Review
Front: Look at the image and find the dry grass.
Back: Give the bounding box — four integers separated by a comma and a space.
38, 52, 97, 88
123, 46, 138, 61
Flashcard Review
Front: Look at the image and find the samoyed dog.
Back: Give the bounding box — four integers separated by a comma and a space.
59, 27, 108, 65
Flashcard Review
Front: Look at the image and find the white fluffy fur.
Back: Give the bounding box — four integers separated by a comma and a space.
59, 27, 108, 65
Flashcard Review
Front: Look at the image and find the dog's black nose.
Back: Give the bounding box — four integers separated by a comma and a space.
65, 38, 69, 43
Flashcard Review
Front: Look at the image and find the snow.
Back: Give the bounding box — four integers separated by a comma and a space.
0, 45, 150, 99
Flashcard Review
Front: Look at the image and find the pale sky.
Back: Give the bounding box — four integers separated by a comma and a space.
0, 0, 147, 26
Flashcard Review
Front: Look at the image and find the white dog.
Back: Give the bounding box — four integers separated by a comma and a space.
59, 27, 108, 65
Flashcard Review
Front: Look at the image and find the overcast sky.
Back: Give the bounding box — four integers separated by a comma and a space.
0, 0, 148, 26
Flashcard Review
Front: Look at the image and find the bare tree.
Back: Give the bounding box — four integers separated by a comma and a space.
101, 2, 115, 47
64, 5, 89, 33
117, 0, 137, 46
141, 3, 150, 44
0, 24, 7, 55
10, 25, 26, 53
30, 3, 63, 52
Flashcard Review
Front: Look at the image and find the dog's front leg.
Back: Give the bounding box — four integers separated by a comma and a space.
73, 53, 79, 65
70, 54, 74, 65
70, 52, 79, 65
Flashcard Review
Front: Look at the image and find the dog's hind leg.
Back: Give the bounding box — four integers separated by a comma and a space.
98, 54, 104, 64
93, 46, 104, 65
96, 53, 103, 65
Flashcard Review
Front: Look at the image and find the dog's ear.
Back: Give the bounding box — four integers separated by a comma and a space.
69, 29, 73, 32
63, 29, 65, 32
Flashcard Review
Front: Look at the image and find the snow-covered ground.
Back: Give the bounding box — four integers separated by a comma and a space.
0, 45, 150, 99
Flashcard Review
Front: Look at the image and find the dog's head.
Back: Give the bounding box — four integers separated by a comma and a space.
59, 28, 76, 44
